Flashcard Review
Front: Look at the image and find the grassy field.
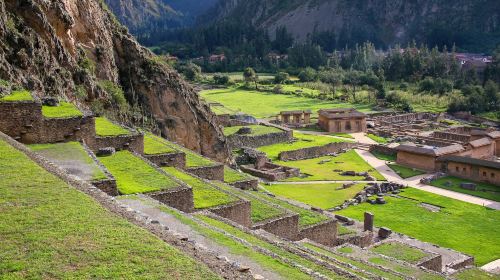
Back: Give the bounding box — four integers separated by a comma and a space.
0, 139, 219, 279
370, 242, 428, 264
266, 183, 366, 210
164, 167, 238, 209
276, 150, 385, 182
204, 72, 275, 82
200, 87, 372, 118
143, 133, 178, 155
331, 133, 354, 139
0, 90, 33, 102
99, 151, 179, 194
30, 142, 106, 181
42, 102, 83, 118
95, 117, 130, 136
258, 132, 348, 160
454, 268, 498, 280
388, 164, 426, 179
337, 188, 500, 265
430, 176, 500, 202
367, 134, 389, 144
223, 125, 282, 136
280, 84, 320, 95
371, 151, 397, 162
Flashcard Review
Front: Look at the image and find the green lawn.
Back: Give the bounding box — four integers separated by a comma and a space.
371, 151, 397, 162
30, 142, 106, 181
281, 84, 320, 95
163, 167, 238, 209
337, 188, 500, 265
143, 133, 178, 155
199, 87, 372, 118
277, 150, 385, 182
42, 102, 83, 118
95, 117, 130, 137
367, 134, 389, 144
330, 133, 354, 139
224, 125, 282, 136
388, 164, 426, 179
99, 151, 180, 194
0, 90, 33, 102
430, 176, 500, 202
258, 132, 349, 160
370, 242, 428, 264
0, 139, 219, 279
224, 166, 251, 183
454, 268, 498, 280
266, 183, 366, 209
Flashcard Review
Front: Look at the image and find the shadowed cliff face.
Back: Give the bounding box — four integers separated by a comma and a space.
0, 0, 230, 162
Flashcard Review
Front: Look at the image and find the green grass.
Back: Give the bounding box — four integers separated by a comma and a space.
281, 84, 320, 95
163, 167, 238, 209
0, 139, 219, 279
337, 246, 354, 254
199, 87, 373, 118
95, 117, 130, 137
337, 188, 500, 265
338, 226, 357, 236
42, 102, 83, 118
454, 268, 499, 280
0, 90, 33, 102
387, 164, 426, 179
370, 242, 428, 264
430, 176, 500, 202
159, 141, 216, 168
98, 151, 179, 194
330, 133, 354, 139
143, 133, 178, 155
223, 125, 282, 136
266, 183, 366, 209
29, 142, 106, 181
258, 132, 349, 160
255, 190, 330, 229
371, 151, 397, 162
224, 166, 251, 183
276, 150, 385, 182
197, 215, 346, 280
367, 134, 388, 144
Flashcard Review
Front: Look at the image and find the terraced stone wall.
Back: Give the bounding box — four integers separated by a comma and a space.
92, 134, 144, 154
145, 152, 186, 168
40, 116, 96, 144
253, 214, 300, 240
0, 101, 43, 142
278, 142, 357, 161
92, 179, 119, 196
229, 179, 259, 190
369, 145, 396, 156
149, 187, 194, 213
227, 129, 293, 149
298, 220, 337, 247
186, 164, 224, 181
209, 200, 252, 228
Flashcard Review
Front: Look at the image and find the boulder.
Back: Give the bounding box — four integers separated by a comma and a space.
378, 227, 392, 239
42, 96, 59, 106
460, 183, 477, 191
342, 171, 356, 176
97, 147, 116, 156
236, 126, 252, 135
376, 197, 387, 205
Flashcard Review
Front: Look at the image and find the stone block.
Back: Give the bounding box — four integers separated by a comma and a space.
364, 212, 374, 232
460, 183, 477, 191
378, 227, 392, 239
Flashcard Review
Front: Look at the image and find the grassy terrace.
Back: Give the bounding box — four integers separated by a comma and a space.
0, 90, 33, 102
454, 268, 498, 280
277, 150, 385, 182
164, 167, 238, 209
198, 215, 346, 280
255, 189, 330, 229
42, 102, 83, 118
258, 132, 348, 160
143, 133, 178, 155
371, 151, 397, 162
30, 142, 106, 181
0, 140, 218, 279
200, 87, 372, 118
95, 117, 130, 137
367, 133, 389, 144
212, 181, 286, 223
388, 164, 426, 179
99, 151, 180, 194
370, 242, 428, 264
224, 166, 252, 183
266, 183, 367, 210
338, 188, 500, 265
223, 125, 283, 136
156, 140, 216, 168
431, 176, 500, 202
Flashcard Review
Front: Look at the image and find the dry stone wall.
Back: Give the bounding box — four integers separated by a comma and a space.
145, 152, 186, 168
253, 214, 300, 240
185, 164, 224, 181
149, 187, 195, 213
229, 179, 259, 190
209, 200, 252, 228
227, 129, 293, 149
92, 134, 144, 154
278, 142, 357, 161
298, 220, 338, 247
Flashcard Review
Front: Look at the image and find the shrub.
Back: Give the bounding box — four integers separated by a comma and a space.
98, 80, 127, 110
274, 72, 290, 84
213, 73, 230, 85
298, 67, 317, 82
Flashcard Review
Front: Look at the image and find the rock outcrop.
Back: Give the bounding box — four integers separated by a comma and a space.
0, 0, 230, 162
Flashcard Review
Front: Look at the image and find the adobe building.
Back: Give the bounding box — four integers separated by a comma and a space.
395, 143, 465, 171
461, 137, 496, 160
487, 131, 500, 156
318, 108, 367, 133
437, 156, 500, 186
278, 110, 311, 126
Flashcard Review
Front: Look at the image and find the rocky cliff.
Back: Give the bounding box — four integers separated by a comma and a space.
0, 0, 230, 162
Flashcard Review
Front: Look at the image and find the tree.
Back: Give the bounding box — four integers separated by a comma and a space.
484, 80, 500, 111
177, 62, 201, 81
318, 69, 343, 97
243, 67, 259, 89
213, 73, 230, 85
298, 67, 317, 82
274, 72, 290, 84
344, 70, 363, 102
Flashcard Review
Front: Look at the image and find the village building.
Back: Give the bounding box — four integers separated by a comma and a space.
437, 156, 500, 186
395, 143, 465, 171
278, 110, 311, 126
318, 108, 367, 133
208, 54, 226, 63
461, 138, 496, 160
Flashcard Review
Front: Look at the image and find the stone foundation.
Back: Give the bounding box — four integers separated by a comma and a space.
418, 254, 442, 272
92, 133, 144, 154
278, 142, 357, 161
240, 162, 300, 181
253, 214, 300, 240
149, 187, 194, 213
448, 256, 475, 270
209, 200, 252, 228
298, 220, 337, 247
145, 152, 186, 168
92, 179, 119, 196
334, 231, 373, 248
369, 145, 397, 157
229, 179, 259, 190
185, 164, 224, 181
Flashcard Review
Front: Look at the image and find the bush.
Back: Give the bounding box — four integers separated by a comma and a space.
98, 80, 128, 111
274, 72, 290, 84
298, 67, 317, 82
176, 62, 201, 81
213, 73, 230, 85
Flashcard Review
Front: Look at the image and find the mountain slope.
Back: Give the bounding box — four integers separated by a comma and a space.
0, 0, 229, 162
